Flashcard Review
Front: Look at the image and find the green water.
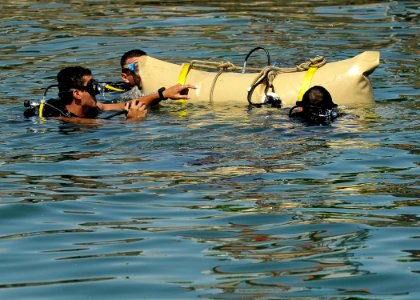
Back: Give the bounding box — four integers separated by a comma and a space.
0, 1, 419, 299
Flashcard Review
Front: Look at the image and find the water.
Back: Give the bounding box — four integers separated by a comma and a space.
0, 1, 419, 299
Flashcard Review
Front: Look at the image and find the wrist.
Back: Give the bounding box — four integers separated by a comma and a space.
158, 87, 168, 100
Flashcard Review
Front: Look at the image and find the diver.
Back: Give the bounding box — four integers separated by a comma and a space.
118, 49, 147, 102
24, 66, 194, 122
289, 86, 340, 125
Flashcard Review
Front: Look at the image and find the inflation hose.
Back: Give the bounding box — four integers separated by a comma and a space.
242, 47, 282, 108
247, 72, 270, 107
242, 47, 271, 74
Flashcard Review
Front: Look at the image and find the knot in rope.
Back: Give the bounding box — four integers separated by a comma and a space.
216, 61, 237, 71
296, 55, 326, 71
189, 60, 240, 72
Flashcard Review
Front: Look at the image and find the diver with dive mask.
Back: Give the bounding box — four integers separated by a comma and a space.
24, 80, 131, 119
24, 66, 137, 120
24, 66, 193, 121
289, 86, 340, 125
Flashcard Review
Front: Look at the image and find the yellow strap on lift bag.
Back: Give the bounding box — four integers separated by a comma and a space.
297, 67, 318, 101
177, 63, 192, 85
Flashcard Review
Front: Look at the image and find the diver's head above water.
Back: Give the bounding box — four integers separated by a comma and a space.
289, 86, 340, 125
302, 85, 335, 109
120, 49, 147, 90
55, 66, 101, 118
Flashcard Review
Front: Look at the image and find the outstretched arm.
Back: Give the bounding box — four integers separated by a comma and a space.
97, 102, 126, 111
97, 84, 195, 112
129, 84, 195, 107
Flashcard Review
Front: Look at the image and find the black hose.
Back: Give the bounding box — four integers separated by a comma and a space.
289, 106, 300, 117
247, 75, 267, 107
242, 47, 271, 73
43, 84, 59, 97
101, 110, 127, 120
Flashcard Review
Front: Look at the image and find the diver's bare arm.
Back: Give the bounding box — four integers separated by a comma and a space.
129, 84, 195, 107
96, 102, 125, 111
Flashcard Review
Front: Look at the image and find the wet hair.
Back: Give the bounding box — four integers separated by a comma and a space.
57, 66, 92, 104
301, 85, 336, 109
120, 49, 147, 69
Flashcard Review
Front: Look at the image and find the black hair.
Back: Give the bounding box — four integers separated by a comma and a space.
120, 49, 147, 69
57, 66, 92, 104
301, 85, 336, 109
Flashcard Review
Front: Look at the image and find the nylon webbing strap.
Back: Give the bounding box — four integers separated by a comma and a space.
297, 67, 318, 101
177, 63, 192, 85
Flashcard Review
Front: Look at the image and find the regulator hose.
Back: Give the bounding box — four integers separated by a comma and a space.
102, 110, 127, 120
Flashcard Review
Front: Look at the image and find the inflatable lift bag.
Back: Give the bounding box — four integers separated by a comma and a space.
138, 51, 380, 108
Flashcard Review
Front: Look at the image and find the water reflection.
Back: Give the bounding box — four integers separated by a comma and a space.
183, 220, 371, 297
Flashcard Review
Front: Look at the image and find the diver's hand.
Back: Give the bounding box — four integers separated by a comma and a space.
163, 84, 196, 100
125, 101, 147, 119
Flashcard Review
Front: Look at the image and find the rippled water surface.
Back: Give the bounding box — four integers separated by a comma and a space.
0, 1, 419, 299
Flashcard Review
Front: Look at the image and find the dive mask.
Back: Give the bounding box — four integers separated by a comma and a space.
123, 61, 139, 75
79, 79, 101, 96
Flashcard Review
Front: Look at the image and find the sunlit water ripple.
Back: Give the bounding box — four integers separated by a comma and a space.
0, 1, 418, 299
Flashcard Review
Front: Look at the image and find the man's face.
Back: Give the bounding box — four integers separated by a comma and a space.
121, 56, 142, 89
79, 75, 100, 118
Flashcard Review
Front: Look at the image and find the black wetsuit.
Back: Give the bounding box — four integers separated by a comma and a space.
40, 98, 74, 118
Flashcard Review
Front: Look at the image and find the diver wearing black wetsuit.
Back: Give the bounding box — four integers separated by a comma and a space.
289, 86, 340, 125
